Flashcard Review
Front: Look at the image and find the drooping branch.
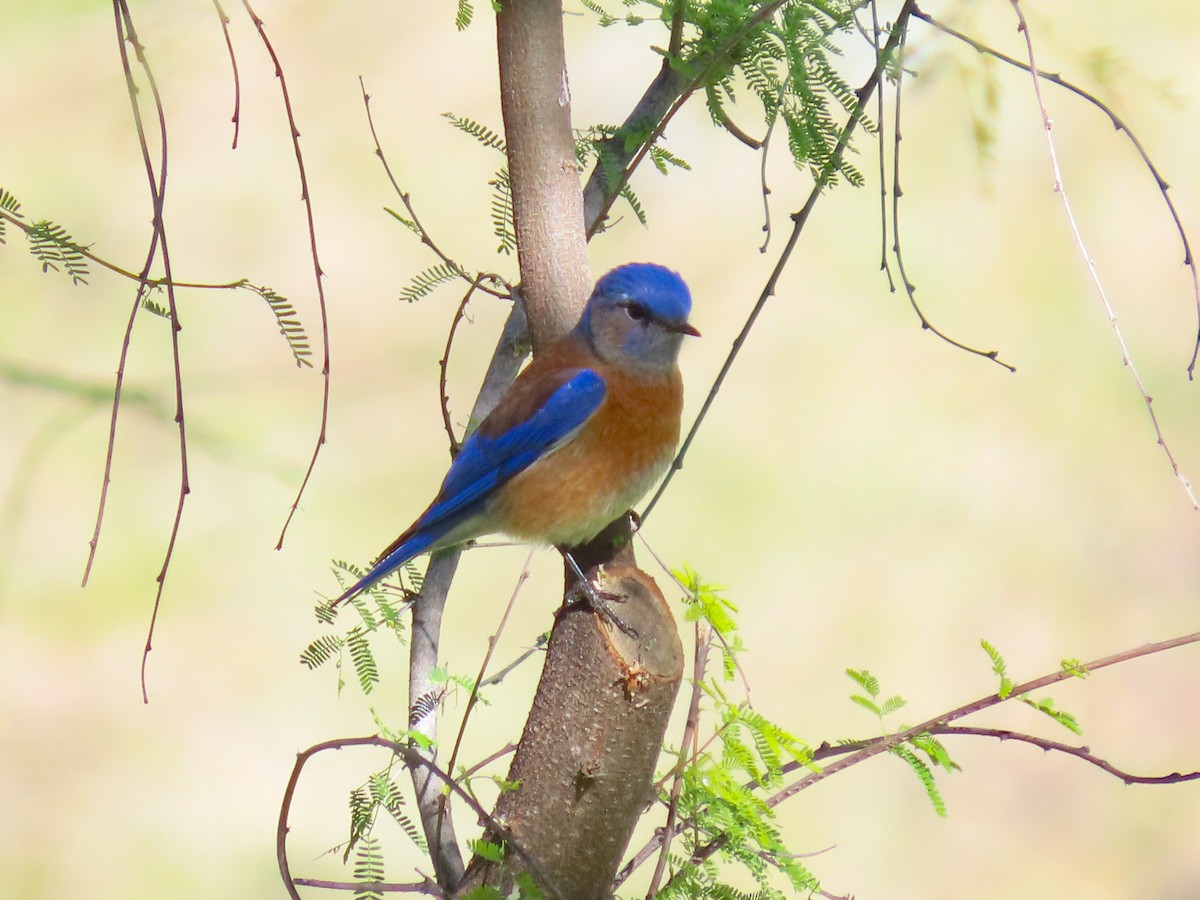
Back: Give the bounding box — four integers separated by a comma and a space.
239, 0, 336, 548
911, 3, 1200, 379
108, 0, 191, 704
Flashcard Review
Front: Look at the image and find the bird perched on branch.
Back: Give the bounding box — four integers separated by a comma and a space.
331, 262, 698, 608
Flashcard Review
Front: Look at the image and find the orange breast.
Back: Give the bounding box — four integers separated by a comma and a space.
488, 364, 683, 546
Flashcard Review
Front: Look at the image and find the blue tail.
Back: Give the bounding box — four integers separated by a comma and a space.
330, 528, 442, 607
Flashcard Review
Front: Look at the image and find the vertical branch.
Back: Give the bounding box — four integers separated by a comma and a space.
496, 0, 591, 346
407, 552, 466, 889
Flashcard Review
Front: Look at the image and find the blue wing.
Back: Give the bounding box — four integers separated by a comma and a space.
331, 369, 606, 605
421, 368, 606, 531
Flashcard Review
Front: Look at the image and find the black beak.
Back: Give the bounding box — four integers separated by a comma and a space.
669, 320, 701, 337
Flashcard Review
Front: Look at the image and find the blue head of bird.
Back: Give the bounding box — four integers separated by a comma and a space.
577, 263, 700, 373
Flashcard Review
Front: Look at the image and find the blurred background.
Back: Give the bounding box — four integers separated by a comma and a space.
1, 1, 1198, 897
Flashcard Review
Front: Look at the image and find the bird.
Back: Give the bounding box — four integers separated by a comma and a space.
331, 262, 698, 608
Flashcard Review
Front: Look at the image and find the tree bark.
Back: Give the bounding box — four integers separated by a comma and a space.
497, 0, 592, 347
456, 563, 684, 899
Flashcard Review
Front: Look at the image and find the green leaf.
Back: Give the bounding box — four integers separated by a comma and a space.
442, 112, 506, 153
299, 634, 343, 670
845, 668, 880, 698
383, 206, 421, 235
347, 627, 380, 695
244, 283, 313, 368
1021, 696, 1083, 735
26, 219, 90, 284
487, 167, 516, 255
352, 834, 385, 900
849, 694, 881, 716
468, 838, 505, 863
454, 0, 474, 30
891, 744, 947, 817
1061, 657, 1089, 678
980, 638, 1014, 698
398, 262, 464, 303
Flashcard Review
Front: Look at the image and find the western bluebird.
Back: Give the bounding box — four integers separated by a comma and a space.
331, 262, 697, 607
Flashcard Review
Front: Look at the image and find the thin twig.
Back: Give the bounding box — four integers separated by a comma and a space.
718, 113, 764, 149
645, 622, 710, 899
108, 2, 191, 703
1004, 0, 1198, 509
210, 0, 241, 149
455, 741, 518, 782
869, 0, 895, 290
0, 214, 291, 294
240, 0, 334, 549
933, 725, 1200, 785
359, 78, 507, 300
438, 283, 480, 456
888, 24, 1015, 371
757, 107, 778, 253
478, 634, 549, 688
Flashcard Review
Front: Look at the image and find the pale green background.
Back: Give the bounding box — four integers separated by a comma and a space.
1, 2, 1198, 898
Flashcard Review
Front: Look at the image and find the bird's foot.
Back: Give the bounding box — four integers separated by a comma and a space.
569, 578, 640, 641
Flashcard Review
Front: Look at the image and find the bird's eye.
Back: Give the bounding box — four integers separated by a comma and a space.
623, 303, 649, 323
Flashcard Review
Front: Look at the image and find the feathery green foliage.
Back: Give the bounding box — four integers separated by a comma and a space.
342, 761, 427, 874
844, 669, 954, 816
454, 0, 474, 31
1, 188, 312, 366
578, 122, 690, 228
352, 834, 385, 900
302, 561, 411, 696
890, 743, 947, 817
399, 263, 465, 304
846, 666, 906, 723
980, 638, 1014, 698
347, 627, 380, 695
437, 113, 517, 252
247, 283, 312, 366
1021, 695, 1083, 735
141, 295, 172, 319
468, 838, 505, 863
26, 219, 91, 284
981, 639, 1083, 734
443, 112, 507, 153
242, 282, 314, 368
488, 166, 516, 254
577, 0, 865, 188
658, 568, 819, 897
0, 186, 21, 242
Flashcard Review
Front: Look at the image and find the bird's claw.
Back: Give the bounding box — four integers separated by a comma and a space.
571, 580, 640, 640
